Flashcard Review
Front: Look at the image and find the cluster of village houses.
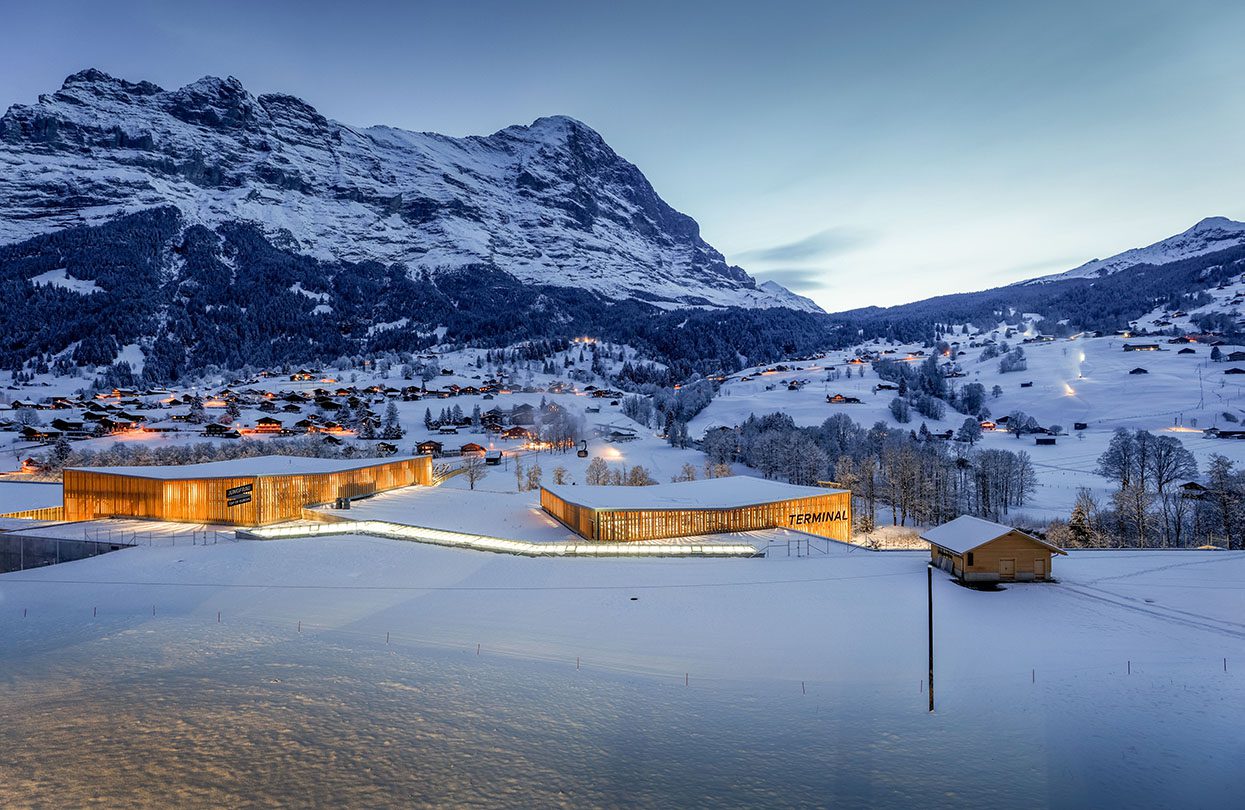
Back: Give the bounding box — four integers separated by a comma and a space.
0, 366, 627, 461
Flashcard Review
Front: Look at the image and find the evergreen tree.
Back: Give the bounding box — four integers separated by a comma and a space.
381, 402, 403, 440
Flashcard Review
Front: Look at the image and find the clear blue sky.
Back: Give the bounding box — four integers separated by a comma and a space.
3, 0, 1243, 311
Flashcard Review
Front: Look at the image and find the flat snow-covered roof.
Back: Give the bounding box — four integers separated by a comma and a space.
920, 515, 1065, 555
543, 477, 844, 511
69, 455, 415, 481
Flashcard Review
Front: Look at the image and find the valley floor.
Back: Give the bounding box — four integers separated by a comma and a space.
1, 536, 1240, 807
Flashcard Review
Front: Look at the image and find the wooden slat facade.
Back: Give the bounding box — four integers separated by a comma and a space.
541, 487, 852, 542
930, 529, 1060, 582
63, 456, 433, 526
0, 504, 66, 521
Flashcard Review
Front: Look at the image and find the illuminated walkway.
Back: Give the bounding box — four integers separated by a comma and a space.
240, 519, 764, 558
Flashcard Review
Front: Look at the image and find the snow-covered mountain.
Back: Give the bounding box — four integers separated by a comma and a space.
0, 68, 816, 312
1031, 216, 1245, 283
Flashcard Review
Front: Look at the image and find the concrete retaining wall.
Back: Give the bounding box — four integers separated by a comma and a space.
0, 533, 133, 573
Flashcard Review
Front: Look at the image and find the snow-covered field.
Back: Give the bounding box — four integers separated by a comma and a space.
0, 537, 1240, 806
692, 331, 1245, 520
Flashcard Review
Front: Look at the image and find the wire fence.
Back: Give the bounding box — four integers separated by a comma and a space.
81, 526, 237, 547
2, 596, 1239, 705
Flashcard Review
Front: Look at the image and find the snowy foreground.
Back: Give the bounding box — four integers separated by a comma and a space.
1, 537, 1241, 807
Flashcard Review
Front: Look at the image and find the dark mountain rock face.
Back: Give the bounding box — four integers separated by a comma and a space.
0, 69, 826, 381
0, 69, 816, 310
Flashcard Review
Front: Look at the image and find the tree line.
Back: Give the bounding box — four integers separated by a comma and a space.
700, 412, 1036, 530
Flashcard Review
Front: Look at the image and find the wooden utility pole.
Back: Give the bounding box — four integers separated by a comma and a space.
928, 564, 935, 713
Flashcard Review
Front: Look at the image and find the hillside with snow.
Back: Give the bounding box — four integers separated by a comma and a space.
1033, 217, 1245, 283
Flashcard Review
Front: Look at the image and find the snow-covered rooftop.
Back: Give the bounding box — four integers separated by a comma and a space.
543, 477, 844, 511
920, 515, 1065, 555
68, 455, 413, 480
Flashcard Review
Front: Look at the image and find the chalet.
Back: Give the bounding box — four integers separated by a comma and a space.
1035, 436, 1057, 446
320, 434, 343, 446
50, 418, 88, 437
826, 393, 862, 404
1178, 347, 1197, 355
97, 416, 135, 434
1224, 368, 1245, 375
204, 423, 240, 438
1227, 351, 1245, 362
502, 426, 532, 441
376, 442, 399, 455
1205, 428, 1245, 440
20, 457, 46, 474
281, 403, 303, 413
460, 442, 487, 457
875, 382, 899, 391
485, 450, 504, 465
1073, 422, 1088, 431
923, 516, 1065, 583
254, 416, 283, 434
1019, 381, 1034, 388
416, 440, 444, 457
1129, 367, 1149, 375
1123, 343, 1160, 352
19, 425, 62, 443
979, 420, 997, 431
1179, 481, 1209, 499
258, 400, 278, 413
510, 404, 537, 425
437, 426, 460, 435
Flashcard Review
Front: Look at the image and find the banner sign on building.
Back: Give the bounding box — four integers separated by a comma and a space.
226, 483, 254, 498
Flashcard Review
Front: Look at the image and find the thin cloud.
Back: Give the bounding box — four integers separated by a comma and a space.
752, 266, 832, 292
993, 255, 1085, 280
735, 227, 873, 264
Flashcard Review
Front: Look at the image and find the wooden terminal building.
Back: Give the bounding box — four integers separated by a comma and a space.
63, 455, 433, 526
540, 478, 852, 543
922, 516, 1065, 583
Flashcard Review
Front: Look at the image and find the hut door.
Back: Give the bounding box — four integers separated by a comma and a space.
999, 558, 1015, 579
1034, 558, 1046, 579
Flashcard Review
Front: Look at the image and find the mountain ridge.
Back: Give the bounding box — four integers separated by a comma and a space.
1029, 216, 1245, 283
0, 68, 818, 313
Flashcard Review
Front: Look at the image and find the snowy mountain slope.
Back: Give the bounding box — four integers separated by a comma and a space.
0, 69, 816, 312
1030, 216, 1245, 283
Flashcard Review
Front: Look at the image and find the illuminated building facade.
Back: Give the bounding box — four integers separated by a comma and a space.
62, 455, 433, 525
541, 478, 852, 542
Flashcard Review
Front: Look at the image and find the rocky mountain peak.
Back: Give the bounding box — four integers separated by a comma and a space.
0, 68, 819, 312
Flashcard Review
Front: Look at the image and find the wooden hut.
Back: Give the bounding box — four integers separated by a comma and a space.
922, 516, 1065, 583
